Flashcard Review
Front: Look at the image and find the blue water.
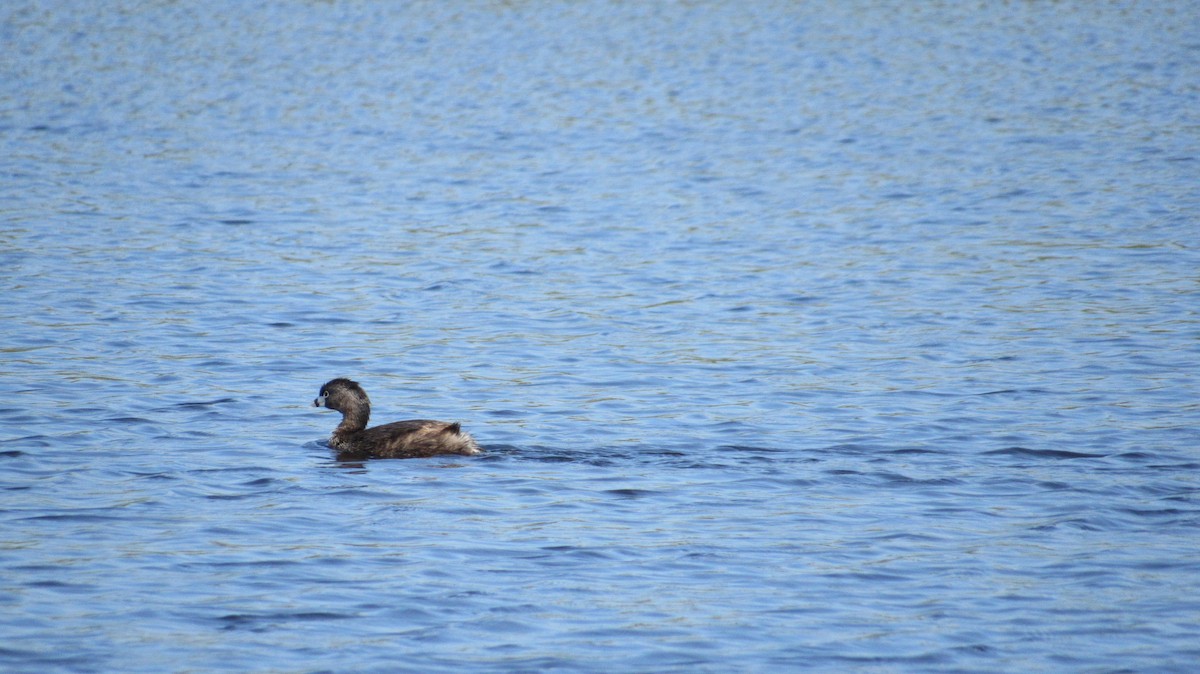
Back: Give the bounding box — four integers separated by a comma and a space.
3, 1, 1199, 671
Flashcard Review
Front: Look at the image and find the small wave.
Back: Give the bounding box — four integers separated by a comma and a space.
983, 447, 1106, 459
217, 611, 353, 631
173, 398, 236, 409
603, 488, 659, 499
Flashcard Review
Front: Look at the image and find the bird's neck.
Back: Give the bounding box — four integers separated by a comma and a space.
335, 406, 369, 435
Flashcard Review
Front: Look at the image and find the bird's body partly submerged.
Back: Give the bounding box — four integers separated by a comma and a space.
313, 378, 481, 460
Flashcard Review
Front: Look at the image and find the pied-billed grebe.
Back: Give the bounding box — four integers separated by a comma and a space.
312, 378, 481, 459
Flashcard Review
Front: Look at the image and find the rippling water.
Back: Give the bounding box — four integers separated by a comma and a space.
3, 1, 1199, 671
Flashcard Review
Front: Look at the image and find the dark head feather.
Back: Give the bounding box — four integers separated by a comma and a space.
320, 378, 360, 395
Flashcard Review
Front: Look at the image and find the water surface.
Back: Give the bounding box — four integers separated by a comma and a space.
2, 1, 1198, 671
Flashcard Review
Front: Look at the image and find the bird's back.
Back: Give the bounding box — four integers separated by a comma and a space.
334, 419, 481, 459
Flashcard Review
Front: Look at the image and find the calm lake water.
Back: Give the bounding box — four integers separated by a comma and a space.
2, 1, 1199, 671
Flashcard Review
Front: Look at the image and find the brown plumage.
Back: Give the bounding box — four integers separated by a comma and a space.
312, 378, 481, 460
